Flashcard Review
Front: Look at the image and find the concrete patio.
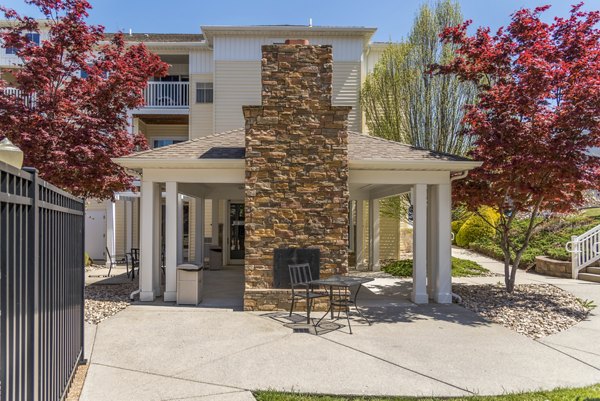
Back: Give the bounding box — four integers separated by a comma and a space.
80, 252, 600, 400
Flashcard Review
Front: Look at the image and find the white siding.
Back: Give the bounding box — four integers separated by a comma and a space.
0, 29, 50, 67
166, 63, 189, 76
333, 61, 361, 131
143, 124, 189, 146
213, 36, 363, 62
364, 45, 387, 75
190, 50, 214, 73
115, 200, 126, 255
214, 60, 261, 132
190, 73, 214, 138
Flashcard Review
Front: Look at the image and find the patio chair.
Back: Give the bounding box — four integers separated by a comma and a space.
105, 247, 128, 277
288, 263, 328, 322
126, 248, 139, 280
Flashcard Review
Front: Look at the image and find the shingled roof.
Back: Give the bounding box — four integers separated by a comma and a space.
125, 128, 472, 162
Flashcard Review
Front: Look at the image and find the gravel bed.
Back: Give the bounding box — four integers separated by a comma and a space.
85, 279, 137, 324
453, 283, 592, 339
84, 263, 106, 272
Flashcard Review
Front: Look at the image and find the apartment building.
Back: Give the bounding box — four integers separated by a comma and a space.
0, 24, 405, 268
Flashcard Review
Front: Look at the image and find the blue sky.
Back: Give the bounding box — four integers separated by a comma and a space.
2, 0, 598, 42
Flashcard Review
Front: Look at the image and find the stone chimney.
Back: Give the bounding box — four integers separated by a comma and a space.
243, 41, 351, 311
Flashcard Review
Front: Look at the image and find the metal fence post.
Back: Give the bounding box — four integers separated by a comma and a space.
80, 200, 86, 366
23, 167, 39, 401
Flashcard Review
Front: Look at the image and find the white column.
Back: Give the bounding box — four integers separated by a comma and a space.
426, 185, 438, 299
195, 197, 204, 266
349, 201, 355, 252
356, 200, 365, 269
152, 185, 161, 297
177, 194, 184, 264
164, 182, 178, 302
434, 184, 453, 303
125, 199, 133, 253
211, 198, 219, 245
140, 181, 157, 301
412, 184, 428, 304
126, 113, 134, 135
105, 200, 116, 267
369, 198, 380, 271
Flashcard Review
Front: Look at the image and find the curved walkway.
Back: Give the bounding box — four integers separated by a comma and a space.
80, 251, 600, 400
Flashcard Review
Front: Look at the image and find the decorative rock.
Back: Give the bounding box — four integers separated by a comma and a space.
453, 283, 591, 339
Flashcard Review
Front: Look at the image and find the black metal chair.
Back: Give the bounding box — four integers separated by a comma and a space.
105, 247, 127, 277
126, 248, 139, 279
288, 263, 328, 324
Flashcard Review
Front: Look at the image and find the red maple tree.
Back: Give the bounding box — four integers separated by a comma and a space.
434, 3, 600, 292
0, 0, 168, 199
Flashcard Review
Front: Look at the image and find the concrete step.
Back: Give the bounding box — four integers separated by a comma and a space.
586, 266, 600, 275
578, 272, 600, 283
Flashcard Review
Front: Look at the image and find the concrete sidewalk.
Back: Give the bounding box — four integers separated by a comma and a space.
80, 285, 600, 399
453, 246, 600, 371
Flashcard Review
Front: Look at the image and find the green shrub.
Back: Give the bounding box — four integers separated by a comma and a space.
451, 220, 464, 243
455, 206, 499, 247
469, 212, 600, 266
84, 252, 92, 267
382, 257, 490, 277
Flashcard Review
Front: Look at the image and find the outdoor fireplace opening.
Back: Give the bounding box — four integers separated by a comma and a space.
273, 248, 320, 288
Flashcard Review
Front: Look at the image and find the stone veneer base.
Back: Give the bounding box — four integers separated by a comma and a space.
244, 289, 330, 312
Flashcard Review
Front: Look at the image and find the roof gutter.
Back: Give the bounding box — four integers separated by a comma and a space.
349, 159, 482, 172
98, 40, 209, 49
450, 170, 470, 182
112, 157, 245, 170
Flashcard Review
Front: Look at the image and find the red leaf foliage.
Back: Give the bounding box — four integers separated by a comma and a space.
0, 0, 168, 199
433, 3, 600, 216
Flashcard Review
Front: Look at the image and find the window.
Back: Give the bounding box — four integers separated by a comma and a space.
196, 82, 213, 103
6, 33, 40, 55
153, 139, 184, 148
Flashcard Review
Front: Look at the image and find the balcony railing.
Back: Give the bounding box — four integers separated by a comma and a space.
2, 87, 35, 108
2, 83, 190, 109
143, 81, 189, 108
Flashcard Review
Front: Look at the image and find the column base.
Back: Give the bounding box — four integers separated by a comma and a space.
434, 292, 453, 304
164, 291, 177, 302
411, 291, 429, 304
139, 290, 156, 302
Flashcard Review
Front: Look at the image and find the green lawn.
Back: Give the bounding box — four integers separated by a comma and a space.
254, 384, 600, 401
582, 207, 600, 217
381, 257, 490, 278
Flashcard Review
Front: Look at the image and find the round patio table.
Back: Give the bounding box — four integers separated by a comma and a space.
309, 275, 374, 334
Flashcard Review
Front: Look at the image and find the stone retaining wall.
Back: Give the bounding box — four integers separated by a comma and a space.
535, 256, 572, 278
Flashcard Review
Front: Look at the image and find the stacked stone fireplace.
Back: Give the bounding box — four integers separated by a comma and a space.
243, 40, 351, 311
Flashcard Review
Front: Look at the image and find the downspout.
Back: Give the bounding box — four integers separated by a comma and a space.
450, 170, 469, 182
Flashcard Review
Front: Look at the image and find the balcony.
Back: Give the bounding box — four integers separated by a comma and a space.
143, 82, 189, 109
2, 87, 35, 108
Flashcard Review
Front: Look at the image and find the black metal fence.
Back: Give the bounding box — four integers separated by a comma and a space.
0, 161, 85, 401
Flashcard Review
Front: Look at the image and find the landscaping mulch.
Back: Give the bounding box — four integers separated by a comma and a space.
84, 278, 137, 324
453, 283, 592, 339
65, 362, 89, 401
